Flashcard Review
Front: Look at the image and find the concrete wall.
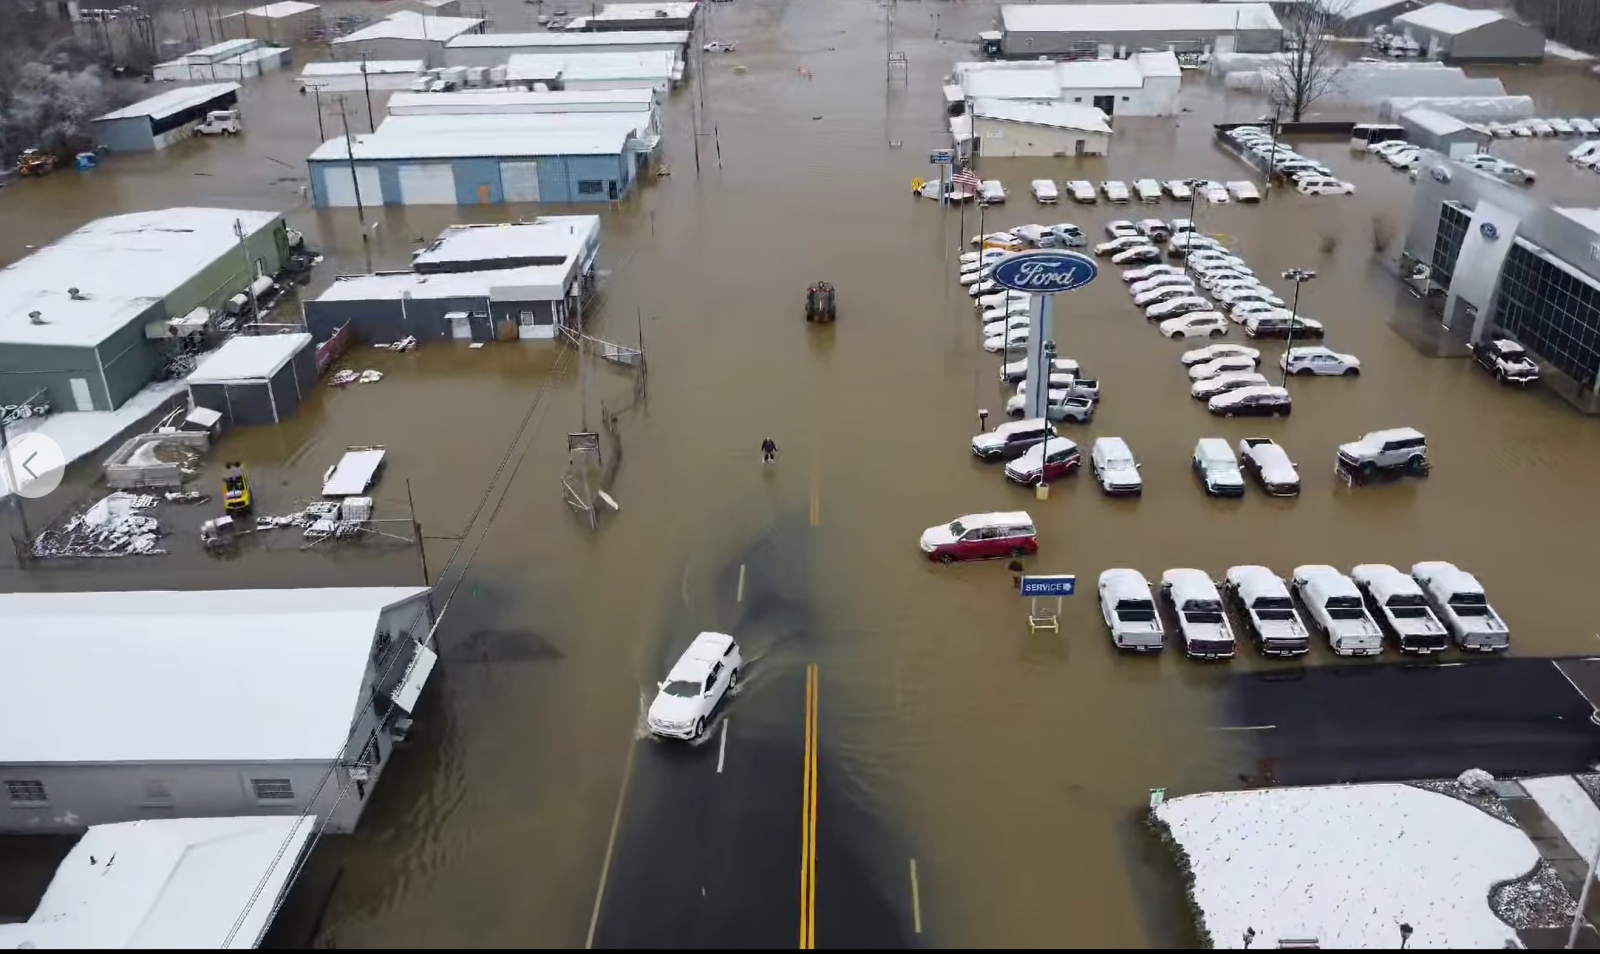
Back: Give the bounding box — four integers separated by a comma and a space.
308, 152, 633, 207
1003, 28, 1282, 56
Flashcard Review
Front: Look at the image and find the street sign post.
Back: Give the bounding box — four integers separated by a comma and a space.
929, 149, 954, 208
929, 149, 955, 165
1020, 573, 1075, 632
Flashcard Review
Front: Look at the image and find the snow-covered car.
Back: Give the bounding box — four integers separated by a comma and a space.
1133, 284, 1201, 308
1296, 176, 1355, 195
1031, 179, 1059, 203
1047, 224, 1089, 248
1337, 426, 1428, 477
971, 418, 1056, 461
1065, 180, 1097, 203
1485, 122, 1513, 138
1209, 384, 1291, 417
1104, 220, 1141, 239
1137, 218, 1171, 242
1003, 437, 1081, 485
1507, 121, 1534, 137
1215, 286, 1285, 309
1089, 437, 1142, 497
1281, 345, 1360, 376
1130, 274, 1195, 296
1095, 235, 1150, 257
1195, 269, 1257, 290
1225, 181, 1261, 203
1133, 179, 1163, 202
959, 248, 1008, 268
1291, 565, 1384, 657
1369, 139, 1414, 156
1224, 565, 1310, 656
1460, 154, 1535, 184
1005, 392, 1096, 423
1159, 312, 1230, 339
1237, 437, 1299, 496
1145, 296, 1212, 320
1123, 263, 1183, 283
1161, 568, 1236, 659
1101, 180, 1131, 203
982, 315, 1031, 337
1551, 118, 1576, 135
1351, 563, 1450, 654
1229, 302, 1289, 322
958, 266, 992, 286
1385, 149, 1422, 169
1168, 217, 1197, 235
1573, 118, 1598, 136
982, 327, 1030, 352
1168, 234, 1223, 255
1099, 568, 1162, 651
980, 302, 1029, 323
1410, 561, 1510, 652
968, 279, 1003, 297
970, 231, 1025, 251
1198, 180, 1230, 203
1191, 370, 1268, 400
1189, 354, 1260, 380
1244, 314, 1324, 339
1191, 438, 1245, 497
1000, 356, 1079, 382
1181, 343, 1259, 367
648, 632, 742, 740
1112, 245, 1163, 265
1529, 119, 1556, 137
1164, 180, 1193, 200
977, 290, 1029, 310
979, 180, 1007, 204
1471, 338, 1539, 385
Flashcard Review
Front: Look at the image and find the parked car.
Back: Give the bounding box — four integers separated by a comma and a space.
1296, 176, 1355, 196
1192, 438, 1245, 496
982, 327, 1030, 352
1291, 565, 1384, 657
958, 266, 993, 286
1104, 221, 1142, 240
1014, 375, 1098, 402
1112, 246, 1163, 265
1337, 426, 1427, 477
1351, 564, 1450, 654
982, 315, 1031, 337
1573, 118, 1598, 136
977, 289, 1029, 310
1032, 179, 1059, 203
1471, 338, 1539, 385
918, 180, 976, 203
979, 180, 1007, 204
1133, 284, 1201, 308
1065, 180, 1097, 203
1181, 343, 1259, 367
970, 231, 1026, 251
1198, 180, 1231, 203
971, 418, 1056, 461
1224, 566, 1310, 656
920, 511, 1038, 563
1184, 251, 1248, 271
1047, 223, 1089, 248
1550, 117, 1576, 136
1168, 216, 1196, 235
1189, 354, 1259, 380
1281, 346, 1360, 376
1159, 312, 1230, 339
1095, 235, 1149, 256
1009, 223, 1054, 247
1529, 118, 1556, 137
1410, 561, 1510, 652
1168, 234, 1223, 255
1226, 181, 1262, 203
1237, 437, 1299, 495
1099, 568, 1164, 651
1215, 286, 1285, 309
980, 302, 1028, 324
1229, 302, 1286, 322
1008, 394, 1096, 423
1188, 260, 1254, 278
1000, 355, 1079, 383
1146, 296, 1213, 320
1101, 180, 1131, 203
703, 40, 737, 52
1161, 569, 1236, 659
1123, 263, 1183, 283
647, 632, 742, 740
1089, 437, 1142, 496
1384, 149, 1422, 170
1164, 180, 1193, 200
1137, 218, 1172, 242
1133, 179, 1164, 202
1244, 314, 1324, 339
1004, 437, 1081, 485
1209, 384, 1291, 417
1460, 154, 1536, 184
1508, 122, 1534, 137
1191, 370, 1268, 400
960, 248, 1009, 266
1369, 139, 1414, 156
1131, 274, 1196, 296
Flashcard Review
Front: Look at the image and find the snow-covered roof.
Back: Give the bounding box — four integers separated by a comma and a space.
1394, 3, 1504, 36
959, 62, 1063, 99
308, 112, 640, 161
179, 38, 263, 62
1056, 57, 1146, 89
0, 816, 314, 950
95, 83, 240, 122
1001, 3, 1282, 35
1402, 106, 1471, 136
504, 49, 678, 83
446, 29, 688, 49
1134, 50, 1183, 78
0, 208, 282, 349
299, 59, 425, 76
188, 332, 311, 384
413, 217, 600, 268
971, 99, 1111, 134
243, 1, 318, 17
332, 10, 483, 44
387, 89, 654, 114
591, 2, 698, 21
1339, 0, 1419, 20
0, 587, 428, 764
313, 266, 574, 302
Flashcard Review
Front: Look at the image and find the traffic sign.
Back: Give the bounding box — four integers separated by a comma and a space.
929, 149, 955, 165
1020, 574, 1076, 597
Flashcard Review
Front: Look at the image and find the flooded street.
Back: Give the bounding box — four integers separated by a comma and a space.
6, 0, 1600, 947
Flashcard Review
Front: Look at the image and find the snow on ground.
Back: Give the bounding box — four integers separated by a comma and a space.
1155, 784, 1538, 948
0, 379, 185, 501
1547, 40, 1595, 62
1526, 775, 1600, 873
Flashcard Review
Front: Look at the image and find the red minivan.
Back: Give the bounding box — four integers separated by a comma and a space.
919, 511, 1039, 564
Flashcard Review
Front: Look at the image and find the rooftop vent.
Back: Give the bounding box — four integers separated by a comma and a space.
67, 287, 85, 300
28, 311, 46, 325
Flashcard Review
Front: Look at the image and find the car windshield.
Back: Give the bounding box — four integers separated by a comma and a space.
1107, 454, 1133, 468
662, 679, 702, 698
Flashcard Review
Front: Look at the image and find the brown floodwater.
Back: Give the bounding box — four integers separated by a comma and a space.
5, 0, 1600, 947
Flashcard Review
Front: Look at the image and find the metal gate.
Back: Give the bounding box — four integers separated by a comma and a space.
501, 161, 541, 202
398, 163, 457, 205
321, 165, 383, 207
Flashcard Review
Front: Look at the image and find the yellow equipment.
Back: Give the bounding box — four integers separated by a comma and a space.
16, 150, 55, 177
222, 462, 252, 513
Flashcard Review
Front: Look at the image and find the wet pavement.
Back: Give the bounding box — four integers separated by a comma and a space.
5, 0, 1600, 948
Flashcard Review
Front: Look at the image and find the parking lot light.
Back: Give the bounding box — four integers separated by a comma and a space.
1279, 268, 1317, 387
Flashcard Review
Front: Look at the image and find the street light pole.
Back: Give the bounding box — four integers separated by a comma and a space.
1279, 268, 1315, 387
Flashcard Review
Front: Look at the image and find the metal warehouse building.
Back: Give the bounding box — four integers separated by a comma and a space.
297, 59, 427, 92
330, 11, 483, 66
152, 38, 292, 82
304, 217, 600, 343
307, 114, 649, 207
386, 89, 662, 135
1392, 3, 1545, 62
1336, 0, 1423, 36
219, 1, 322, 44
504, 49, 681, 92
1397, 107, 1486, 157
0, 208, 287, 413
187, 332, 316, 426
442, 29, 689, 68
578, 2, 699, 32
90, 83, 240, 152
999, 3, 1284, 57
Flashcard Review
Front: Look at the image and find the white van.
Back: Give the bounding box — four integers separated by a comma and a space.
1031, 179, 1059, 204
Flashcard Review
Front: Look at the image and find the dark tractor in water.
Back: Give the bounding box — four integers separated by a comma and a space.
805, 282, 836, 323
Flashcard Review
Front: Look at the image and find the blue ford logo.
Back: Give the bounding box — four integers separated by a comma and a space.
991, 250, 1098, 295
1480, 222, 1500, 241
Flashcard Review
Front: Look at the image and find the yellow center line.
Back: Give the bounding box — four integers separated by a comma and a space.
808, 665, 819, 948
799, 664, 819, 949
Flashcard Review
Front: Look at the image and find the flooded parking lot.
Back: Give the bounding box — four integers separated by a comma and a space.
7, 0, 1600, 947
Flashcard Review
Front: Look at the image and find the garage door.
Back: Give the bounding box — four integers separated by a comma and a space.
501, 161, 541, 203
398, 163, 457, 205
321, 164, 383, 207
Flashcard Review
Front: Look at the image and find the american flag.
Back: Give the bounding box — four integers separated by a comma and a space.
951, 167, 981, 189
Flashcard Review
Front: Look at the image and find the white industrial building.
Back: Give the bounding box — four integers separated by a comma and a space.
330, 11, 484, 66
387, 88, 661, 135
0, 816, 314, 949
297, 59, 428, 92
576, 2, 699, 32
954, 51, 1182, 118
954, 100, 1112, 157
1391, 3, 1545, 62
442, 29, 690, 68
91, 83, 241, 152
219, 1, 322, 44
0, 587, 435, 835
504, 49, 681, 92
152, 38, 292, 82
998, 3, 1283, 57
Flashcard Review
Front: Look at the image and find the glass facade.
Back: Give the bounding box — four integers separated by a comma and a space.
1493, 240, 1600, 390
1431, 201, 1470, 289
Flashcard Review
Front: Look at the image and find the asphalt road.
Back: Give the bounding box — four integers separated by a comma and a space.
1220, 656, 1600, 786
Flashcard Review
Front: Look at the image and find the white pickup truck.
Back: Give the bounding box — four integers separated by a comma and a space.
1099, 569, 1165, 652
1224, 565, 1309, 657
1411, 561, 1510, 651
1291, 565, 1384, 657
195, 109, 241, 136
1351, 564, 1450, 654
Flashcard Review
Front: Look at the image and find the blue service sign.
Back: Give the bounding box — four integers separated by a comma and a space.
990, 250, 1098, 295
1021, 574, 1076, 597
929, 149, 955, 165
1480, 221, 1500, 241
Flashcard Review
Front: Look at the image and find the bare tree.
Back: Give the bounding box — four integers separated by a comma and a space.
1263, 0, 1350, 122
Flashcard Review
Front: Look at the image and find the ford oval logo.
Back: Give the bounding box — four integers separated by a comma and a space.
990, 250, 1098, 295
1480, 221, 1500, 241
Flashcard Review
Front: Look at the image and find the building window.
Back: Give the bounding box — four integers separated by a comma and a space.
1072, 96, 1082, 103
251, 778, 296, 801
1431, 201, 1470, 289
1493, 239, 1600, 390
1120, 96, 1130, 102
4, 780, 47, 805
577, 179, 606, 196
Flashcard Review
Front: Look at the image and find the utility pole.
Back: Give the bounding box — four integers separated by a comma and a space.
312, 86, 325, 140
360, 53, 375, 131
1278, 268, 1315, 387
338, 99, 369, 237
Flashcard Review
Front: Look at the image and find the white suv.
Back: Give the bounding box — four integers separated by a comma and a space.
647, 632, 742, 740
1192, 438, 1246, 496
1296, 176, 1355, 196
1337, 427, 1428, 476
1281, 346, 1360, 376
1090, 437, 1142, 496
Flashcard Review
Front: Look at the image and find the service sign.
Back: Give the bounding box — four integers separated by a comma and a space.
991, 250, 1098, 295
1020, 574, 1076, 597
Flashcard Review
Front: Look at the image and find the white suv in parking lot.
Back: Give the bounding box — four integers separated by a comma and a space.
1296, 176, 1355, 196
648, 632, 742, 740
1281, 346, 1360, 376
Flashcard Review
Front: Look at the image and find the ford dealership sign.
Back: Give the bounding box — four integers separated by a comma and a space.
991, 250, 1098, 295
